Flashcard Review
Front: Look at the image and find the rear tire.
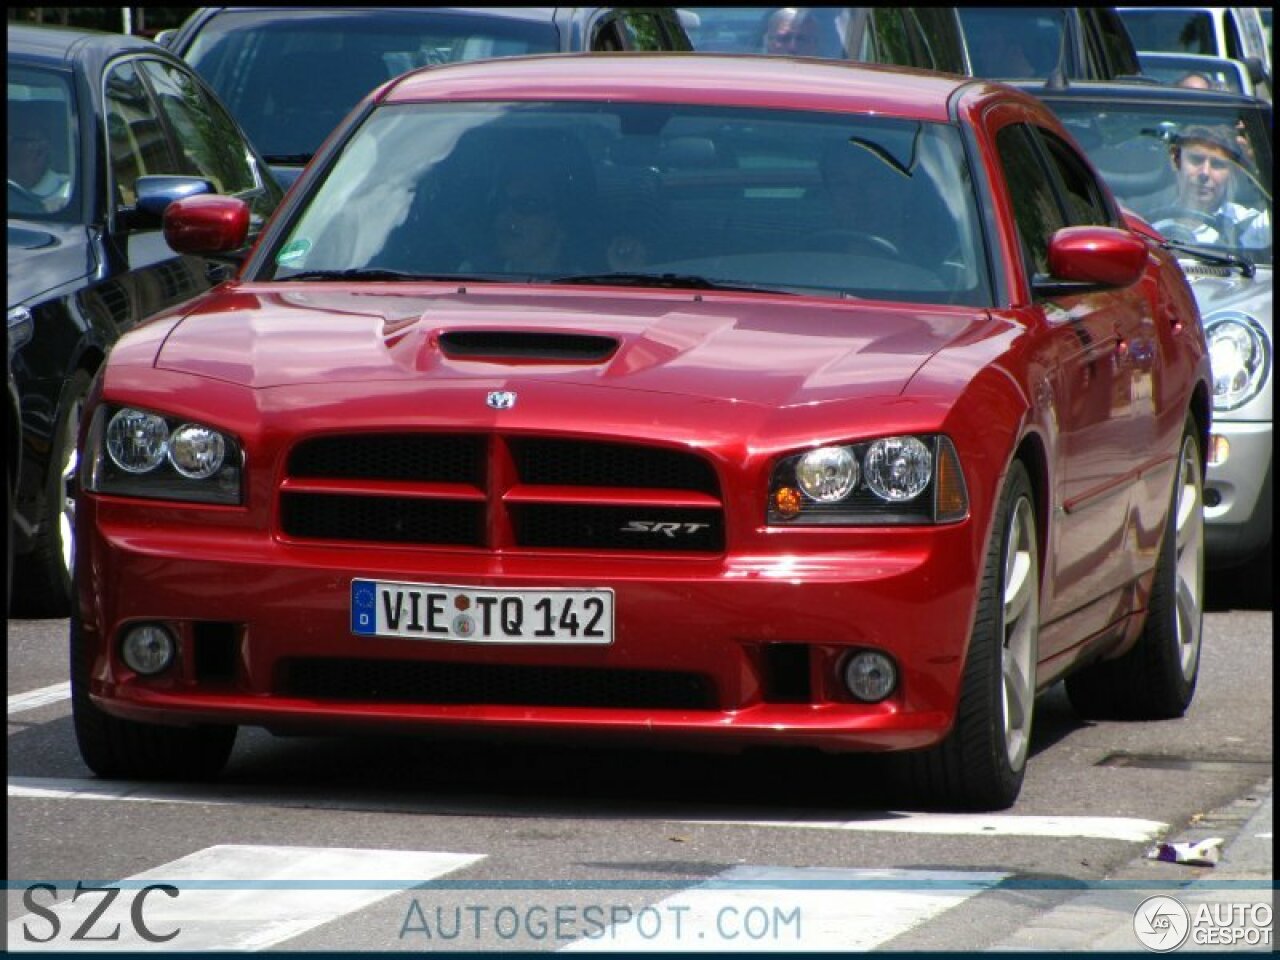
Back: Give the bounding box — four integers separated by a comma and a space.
1065, 417, 1204, 720
897, 461, 1039, 811
71, 614, 236, 780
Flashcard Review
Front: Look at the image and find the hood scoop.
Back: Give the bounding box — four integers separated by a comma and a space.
438, 330, 619, 363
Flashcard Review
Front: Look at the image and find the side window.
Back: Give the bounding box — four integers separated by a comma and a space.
104, 60, 175, 208
613, 11, 670, 51
591, 17, 628, 52
995, 124, 1065, 279
868, 9, 914, 66
137, 59, 256, 196
1080, 16, 1108, 79
1223, 15, 1243, 61
1094, 9, 1141, 76
1036, 129, 1114, 227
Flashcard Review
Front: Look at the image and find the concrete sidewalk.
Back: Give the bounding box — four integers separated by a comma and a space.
995, 780, 1274, 952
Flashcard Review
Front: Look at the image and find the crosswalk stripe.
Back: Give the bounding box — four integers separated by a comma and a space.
676, 813, 1168, 843
560, 866, 1009, 951
8, 845, 484, 952
8, 683, 72, 716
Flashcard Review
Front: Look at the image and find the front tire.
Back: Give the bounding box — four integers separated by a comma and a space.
898, 460, 1040, 810
1065, 418, 1204, 719
13, 369, 90, 617
71, 615, 237, 780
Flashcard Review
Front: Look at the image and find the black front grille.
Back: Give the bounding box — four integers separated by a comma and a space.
514, 505, 723, 552
279, 434, 723, 551
279, 658, 715, 710
280, 493, 484, 545
511, 439, 719, 493
289, 434, 484, 484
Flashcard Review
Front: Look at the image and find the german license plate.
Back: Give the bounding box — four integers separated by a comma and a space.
350, 579, 614, 644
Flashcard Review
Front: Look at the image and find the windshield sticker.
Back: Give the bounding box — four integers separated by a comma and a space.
276, 238, 311, 265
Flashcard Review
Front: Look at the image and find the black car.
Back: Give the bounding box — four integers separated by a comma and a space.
161, 7, 694, 186
682, 7, 971, 74
957, 6, 1144, 82
7, 23, 284, 616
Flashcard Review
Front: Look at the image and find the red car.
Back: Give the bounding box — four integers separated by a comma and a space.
73, 55, 1211, 810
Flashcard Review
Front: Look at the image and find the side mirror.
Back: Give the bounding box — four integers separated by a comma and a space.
163, 194, 250, 255
128, 175, 216, 229
1033, 226, 1147, 297
1243, 56, 1268, 85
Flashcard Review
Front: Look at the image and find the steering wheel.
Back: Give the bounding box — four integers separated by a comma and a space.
8, 179, 44, 216
1148, 206, 1222, 243
804, 229, 901, 258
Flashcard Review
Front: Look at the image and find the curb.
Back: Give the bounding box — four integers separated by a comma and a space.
993, 779, 1273, 952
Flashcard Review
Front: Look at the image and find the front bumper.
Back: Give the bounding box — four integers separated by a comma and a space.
76, 498, 981, 753
1204, 420, 1272, 568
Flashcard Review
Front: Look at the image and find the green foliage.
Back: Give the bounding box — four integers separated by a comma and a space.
7, 8, 197, 37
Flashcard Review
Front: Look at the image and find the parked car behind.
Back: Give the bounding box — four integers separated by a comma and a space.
1117, 6, 1271, 99
1138, 51, 1258, 96
682, 7, 971, 74
956, 6, 1143, 82
1013, 80, 1272, 583
73, 55, 1211, 810
7, 23, 284, 617
162, 7, 693, 187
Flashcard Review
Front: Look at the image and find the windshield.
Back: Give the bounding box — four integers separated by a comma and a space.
1117, 10, 1218, 56
266, 101, 990, 306
956, 7, 1068, 79
183, 10, 560, 160
7, 65, 78, 223
1049, 100, 1272, 266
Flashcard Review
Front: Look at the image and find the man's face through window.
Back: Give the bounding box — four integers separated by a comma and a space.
1174, 141, 1232, 213
8, 129, 50, 189
764, 9, 819, 56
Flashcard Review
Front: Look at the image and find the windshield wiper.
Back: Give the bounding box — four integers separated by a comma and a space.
550, 272, 795, 295
1161, 240, 1257, 279
279, 269, 503, 283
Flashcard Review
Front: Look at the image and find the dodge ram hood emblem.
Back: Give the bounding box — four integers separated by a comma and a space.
486, 390, 517, 410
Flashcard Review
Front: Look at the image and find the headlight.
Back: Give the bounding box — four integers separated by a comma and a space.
768, 434, 968, 525
1205, 312, 1269, 412
84, 405, 243, 504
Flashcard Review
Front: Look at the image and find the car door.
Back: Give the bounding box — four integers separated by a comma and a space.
95, 55, 278, 334
992, 120, 1140, 640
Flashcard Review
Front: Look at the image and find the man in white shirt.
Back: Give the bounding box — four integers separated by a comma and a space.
1157, 124, 1270, 249
8, 104, 71, 213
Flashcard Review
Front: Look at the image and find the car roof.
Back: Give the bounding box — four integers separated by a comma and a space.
1010, 78, 1266, 109
380, 53, 971, 121
7, 21, 165, 66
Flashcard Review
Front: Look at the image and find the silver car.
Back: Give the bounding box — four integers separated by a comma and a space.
1016, 83, 1272, 577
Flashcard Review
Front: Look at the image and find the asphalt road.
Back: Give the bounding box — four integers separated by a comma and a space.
6, 575, 1272, 952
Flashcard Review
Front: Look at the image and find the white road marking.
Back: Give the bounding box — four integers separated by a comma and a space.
560, 865, 1008, 952
9, 777, 237, 806
10, 778, 1166, 842
678, 813, 1167, 843
8, 683, 72, 716
8, 844, 484, 952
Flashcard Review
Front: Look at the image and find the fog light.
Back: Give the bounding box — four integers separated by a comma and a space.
843, 650, 897, 702
121, 624, 176, 675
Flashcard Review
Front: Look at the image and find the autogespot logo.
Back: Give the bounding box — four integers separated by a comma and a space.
1134, 895, 1191, 952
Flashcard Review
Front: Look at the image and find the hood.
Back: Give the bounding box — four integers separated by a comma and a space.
1183, 263, 1273, 332
6, 221, 95, 308
155, 285, 989, 408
